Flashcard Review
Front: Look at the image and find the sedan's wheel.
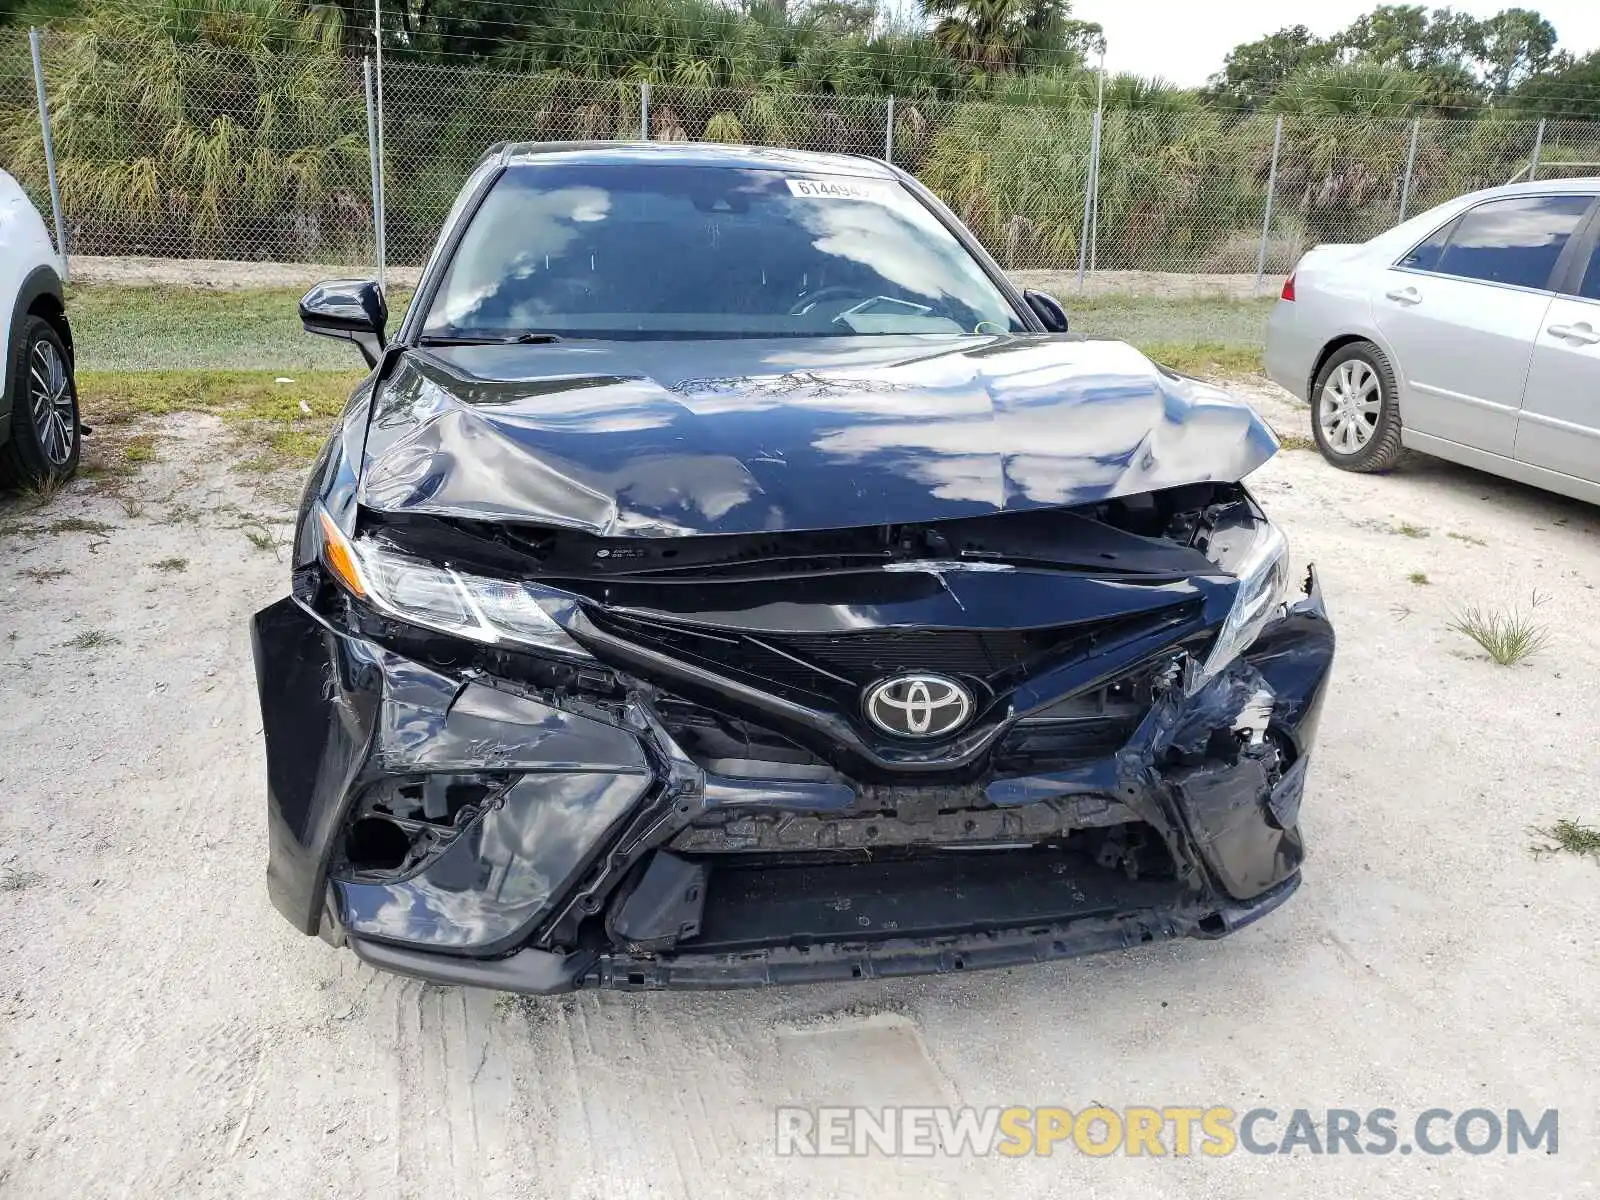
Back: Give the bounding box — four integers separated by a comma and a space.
1309, 341, 1405, 473
0, 315, 80, 487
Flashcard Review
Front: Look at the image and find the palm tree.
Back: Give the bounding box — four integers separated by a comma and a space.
2, 0, 369, 259
922, 0, 1074, 73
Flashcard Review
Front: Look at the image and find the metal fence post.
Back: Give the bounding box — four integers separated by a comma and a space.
1088, 60, 1105, 274
640, 82, 650, 141
1398, 117, 1421, 221
364, 57, 385, 288
1074, 108, 1101, 293
28, 28, 66, 280
884, 95, 894, 162
1253, 116, 1284, 295
1529, 118, 1546, 181
1087, 134, 1100, 274
372, 1, 387, 286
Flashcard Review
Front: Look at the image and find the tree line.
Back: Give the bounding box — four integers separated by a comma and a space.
1208, 5, 1599, 120
0, 0, 1596, 115
0, 0, 1596, 268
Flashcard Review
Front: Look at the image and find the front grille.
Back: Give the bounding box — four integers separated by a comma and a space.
770, 628, 1053, 678
673, 836, 1184, 954
992, 716, 1141, 770
993, 664, 1165, 771
588, 603, 1196, 712
650, 696, 833, 777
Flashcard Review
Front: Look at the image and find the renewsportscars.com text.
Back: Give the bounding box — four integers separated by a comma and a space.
774, 1106, 1559, 1158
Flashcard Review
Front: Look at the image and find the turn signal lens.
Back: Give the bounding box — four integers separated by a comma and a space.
1280, 274, 1296, 301
316, 506, 368, 599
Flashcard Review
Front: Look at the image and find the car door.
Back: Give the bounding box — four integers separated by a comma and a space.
1516, 201, 1600, 484
1373, 193, 1593, 458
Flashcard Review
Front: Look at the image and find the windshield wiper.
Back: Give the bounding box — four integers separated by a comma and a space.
418, 331, 564, 346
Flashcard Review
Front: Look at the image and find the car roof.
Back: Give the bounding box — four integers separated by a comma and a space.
1470, 176, 1600, 199
494, 140, 898, 179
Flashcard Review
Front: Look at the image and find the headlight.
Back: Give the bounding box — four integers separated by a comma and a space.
314, 505, 593, 659
1193, 517, 1289, 689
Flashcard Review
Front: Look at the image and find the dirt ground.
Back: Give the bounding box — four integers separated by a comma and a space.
2, 386, 1598, 1198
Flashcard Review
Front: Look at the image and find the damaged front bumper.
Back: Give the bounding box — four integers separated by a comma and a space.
252, 570, 1335, 993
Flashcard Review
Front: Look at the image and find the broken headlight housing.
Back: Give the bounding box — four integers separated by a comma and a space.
314, 504, 593, 659
1194, 516, 1289, 689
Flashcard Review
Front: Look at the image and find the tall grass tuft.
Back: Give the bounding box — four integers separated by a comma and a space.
1447, 594, 1551, 666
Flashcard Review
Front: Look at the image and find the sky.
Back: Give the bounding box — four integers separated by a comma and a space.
1067, 0, 1600, 85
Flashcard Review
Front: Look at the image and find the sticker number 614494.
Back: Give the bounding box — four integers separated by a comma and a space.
785, 178, 893, 202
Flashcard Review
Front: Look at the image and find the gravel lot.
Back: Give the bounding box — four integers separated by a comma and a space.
2, 384, 1598, 1198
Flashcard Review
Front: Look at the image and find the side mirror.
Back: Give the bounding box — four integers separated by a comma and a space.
1023, 289, 1070, 333
300, 279, 388, 367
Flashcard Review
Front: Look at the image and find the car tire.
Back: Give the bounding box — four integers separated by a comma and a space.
0, 315, 80, 487
1309, 341, 1406, 474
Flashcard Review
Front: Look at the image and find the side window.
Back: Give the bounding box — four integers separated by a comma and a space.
1398, 220, 1454, 272
1579, 234, 1600, 301
1431, 195, 1594, 290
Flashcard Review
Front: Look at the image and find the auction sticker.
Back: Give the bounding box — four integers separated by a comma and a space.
786, 178, 895, 202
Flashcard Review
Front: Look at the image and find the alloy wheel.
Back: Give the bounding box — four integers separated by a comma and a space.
1317, 359, 1382, 455
28, 338, 74, 466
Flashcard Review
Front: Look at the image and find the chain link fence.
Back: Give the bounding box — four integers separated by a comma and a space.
0, 31, 374, 268
3, 31, 1599, 296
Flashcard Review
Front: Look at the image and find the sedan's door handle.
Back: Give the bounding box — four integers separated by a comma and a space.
1385, 286, 1422, 305
1548, 322, 1600, 345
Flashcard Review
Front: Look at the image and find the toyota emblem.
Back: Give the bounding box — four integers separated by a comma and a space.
863, 673, 974, 739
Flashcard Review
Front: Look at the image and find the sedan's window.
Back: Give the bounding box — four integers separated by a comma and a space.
423, 163, 1025, 339
1398, 221, 1454, 272
1427, 195, 1593, 290
1578, 235, 1600, 301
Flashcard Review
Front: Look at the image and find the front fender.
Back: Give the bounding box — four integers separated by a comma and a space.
2, 263, 65, 425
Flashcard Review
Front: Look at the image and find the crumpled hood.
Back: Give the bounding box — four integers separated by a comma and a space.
357, 333, 1277, 537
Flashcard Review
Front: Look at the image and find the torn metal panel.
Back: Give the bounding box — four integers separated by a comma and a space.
252, 597, 379, 934
371, 664, 648, 774
336, 772, 651, 952
355, 338, 1278, 536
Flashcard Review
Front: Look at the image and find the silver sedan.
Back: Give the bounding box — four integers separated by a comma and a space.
1265, 178, 1600, 505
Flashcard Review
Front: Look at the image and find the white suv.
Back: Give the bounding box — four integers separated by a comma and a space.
0, 169, 77, 485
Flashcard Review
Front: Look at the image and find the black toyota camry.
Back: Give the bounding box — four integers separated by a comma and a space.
252, 142, 1334, 992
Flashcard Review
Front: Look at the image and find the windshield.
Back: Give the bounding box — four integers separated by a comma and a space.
421, 162, 1025, 340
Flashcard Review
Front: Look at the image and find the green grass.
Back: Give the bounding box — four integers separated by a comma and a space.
62, 629, 118, 650
152, 556, 188, 573
1408, 571, 1430, 586
1531, 819, 1600, 860
1138, 341, 1264, 377
77, 368, 362, 468
242, 522, 278, 550
1393, 523, 1429, 538
1067, 295, 1274, 359
1, 515, 116, 538
1447, 602, 1550, 665
80, 369, 359, 424
63, 283, 1266, 379
67, 284, 414, 372
0, 867, 44, 892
